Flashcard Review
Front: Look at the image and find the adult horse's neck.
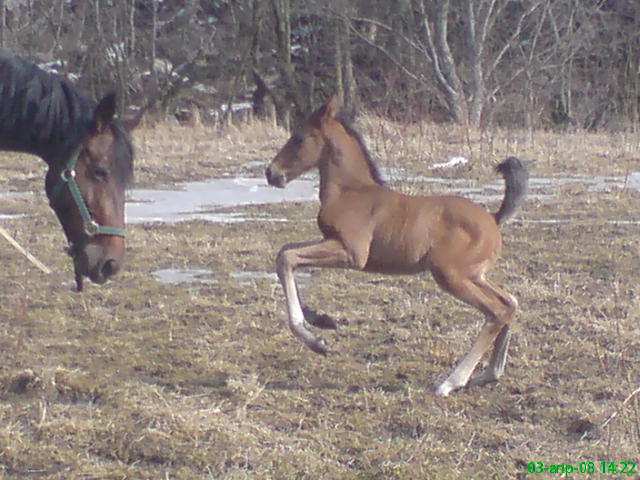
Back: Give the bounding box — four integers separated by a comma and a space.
318, 119, 383, 202
0, 135, 79, 168
0, 49, 92, 166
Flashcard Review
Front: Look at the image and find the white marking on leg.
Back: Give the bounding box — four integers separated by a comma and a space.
435, 322, 501, 396
277, 247, 327, 354
468, 325, 511, 387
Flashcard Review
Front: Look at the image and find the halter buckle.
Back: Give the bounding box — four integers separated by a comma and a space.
84, 220, 100, 237
61, 168, 76, 182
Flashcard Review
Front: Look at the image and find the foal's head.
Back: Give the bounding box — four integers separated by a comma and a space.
266, 95, 342, 188
45, 93, 138, 287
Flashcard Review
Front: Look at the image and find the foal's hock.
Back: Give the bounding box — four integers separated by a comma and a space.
266, 94, 529, 397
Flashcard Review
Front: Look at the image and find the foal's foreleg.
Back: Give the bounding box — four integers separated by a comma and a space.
293, 274, 338, 329
276, 240, 351, 354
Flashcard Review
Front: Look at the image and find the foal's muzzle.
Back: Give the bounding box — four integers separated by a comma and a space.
266, 165, 286, 188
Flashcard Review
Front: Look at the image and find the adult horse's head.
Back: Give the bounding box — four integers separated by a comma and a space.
0, 49, 142, 290
44, 93, 138, 290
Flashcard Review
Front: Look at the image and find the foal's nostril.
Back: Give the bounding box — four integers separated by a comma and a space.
101, 259, 120, 278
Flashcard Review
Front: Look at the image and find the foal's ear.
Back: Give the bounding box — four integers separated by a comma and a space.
321, 94, 340, 122
93, 92, 117, 133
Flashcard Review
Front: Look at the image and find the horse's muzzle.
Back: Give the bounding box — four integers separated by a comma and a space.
73, 239, 124, 287
266, 165, 286, 188
99, 258, 120, 279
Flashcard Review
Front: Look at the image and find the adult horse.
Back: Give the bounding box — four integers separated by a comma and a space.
0, 49, 139, 291
266, 94, 529, 397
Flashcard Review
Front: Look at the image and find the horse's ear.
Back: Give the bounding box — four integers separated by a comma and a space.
93, 92, 117, 133
322, 94, 340, 122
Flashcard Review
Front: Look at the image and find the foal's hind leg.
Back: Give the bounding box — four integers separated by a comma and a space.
467, 324, 510, 387
467, 279, 517, 387
276, 240, 351, 354
430, 269, 515, 397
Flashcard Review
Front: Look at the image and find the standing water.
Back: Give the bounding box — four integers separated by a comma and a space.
126, 177, 317, 224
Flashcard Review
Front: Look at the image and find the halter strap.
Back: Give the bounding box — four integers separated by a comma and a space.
49, 146, 126, 238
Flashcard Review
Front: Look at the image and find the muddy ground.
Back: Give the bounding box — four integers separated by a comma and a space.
0, 117, 639, 479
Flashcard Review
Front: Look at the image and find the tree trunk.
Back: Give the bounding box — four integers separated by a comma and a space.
129, 0, 136, 65
0, 0, 5, 48
271, 0, 292, 128
421, 0, 469, 125
150, 0, 158, 94
341, 15, 359, 115
335, 16, 343, 103
271, 0, 309, 127
464, 1, 484, 128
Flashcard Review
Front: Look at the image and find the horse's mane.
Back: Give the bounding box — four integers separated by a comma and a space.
336, 111, 386, 186
0, 49, 133, 185
0, 49, 93, 157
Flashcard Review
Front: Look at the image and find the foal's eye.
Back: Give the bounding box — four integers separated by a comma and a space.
291, 135, 303, 146
92, 166, 109, 182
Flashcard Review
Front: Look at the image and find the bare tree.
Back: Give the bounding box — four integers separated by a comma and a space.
346, 0, 546, 127
332, 0, 359, 114
1, 0, 636, 130
420, 0, 469, 124
0, 0, 6, 48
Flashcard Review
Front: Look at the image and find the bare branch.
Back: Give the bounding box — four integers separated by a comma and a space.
338, 14, 431, 61
486, 0, 546, 80
346, 19, 429, 86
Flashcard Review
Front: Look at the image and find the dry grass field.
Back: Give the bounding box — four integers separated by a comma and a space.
0, 115, 639, 479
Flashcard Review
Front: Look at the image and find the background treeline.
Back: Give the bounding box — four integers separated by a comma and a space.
1, 0, 638, 131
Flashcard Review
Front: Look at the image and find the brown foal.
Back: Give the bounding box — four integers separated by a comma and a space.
266, 94, 528, 397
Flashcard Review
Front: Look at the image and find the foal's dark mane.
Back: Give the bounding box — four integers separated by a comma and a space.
0, 49, 133, 186
336, 111, 385, 186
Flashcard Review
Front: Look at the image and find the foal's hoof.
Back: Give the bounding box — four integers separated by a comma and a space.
303, 307, 338, 330
434, 382, 455, 397
307, 337, 329, 356
467, 372, 500, 389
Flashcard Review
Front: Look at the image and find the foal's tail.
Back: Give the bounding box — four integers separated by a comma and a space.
494, 157, 529, 225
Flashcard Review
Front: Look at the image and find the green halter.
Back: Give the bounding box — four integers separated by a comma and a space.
49, 146, 126, 239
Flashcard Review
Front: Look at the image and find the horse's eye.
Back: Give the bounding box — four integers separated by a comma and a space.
93, 166, 109, 182
291, 135, 303, 146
